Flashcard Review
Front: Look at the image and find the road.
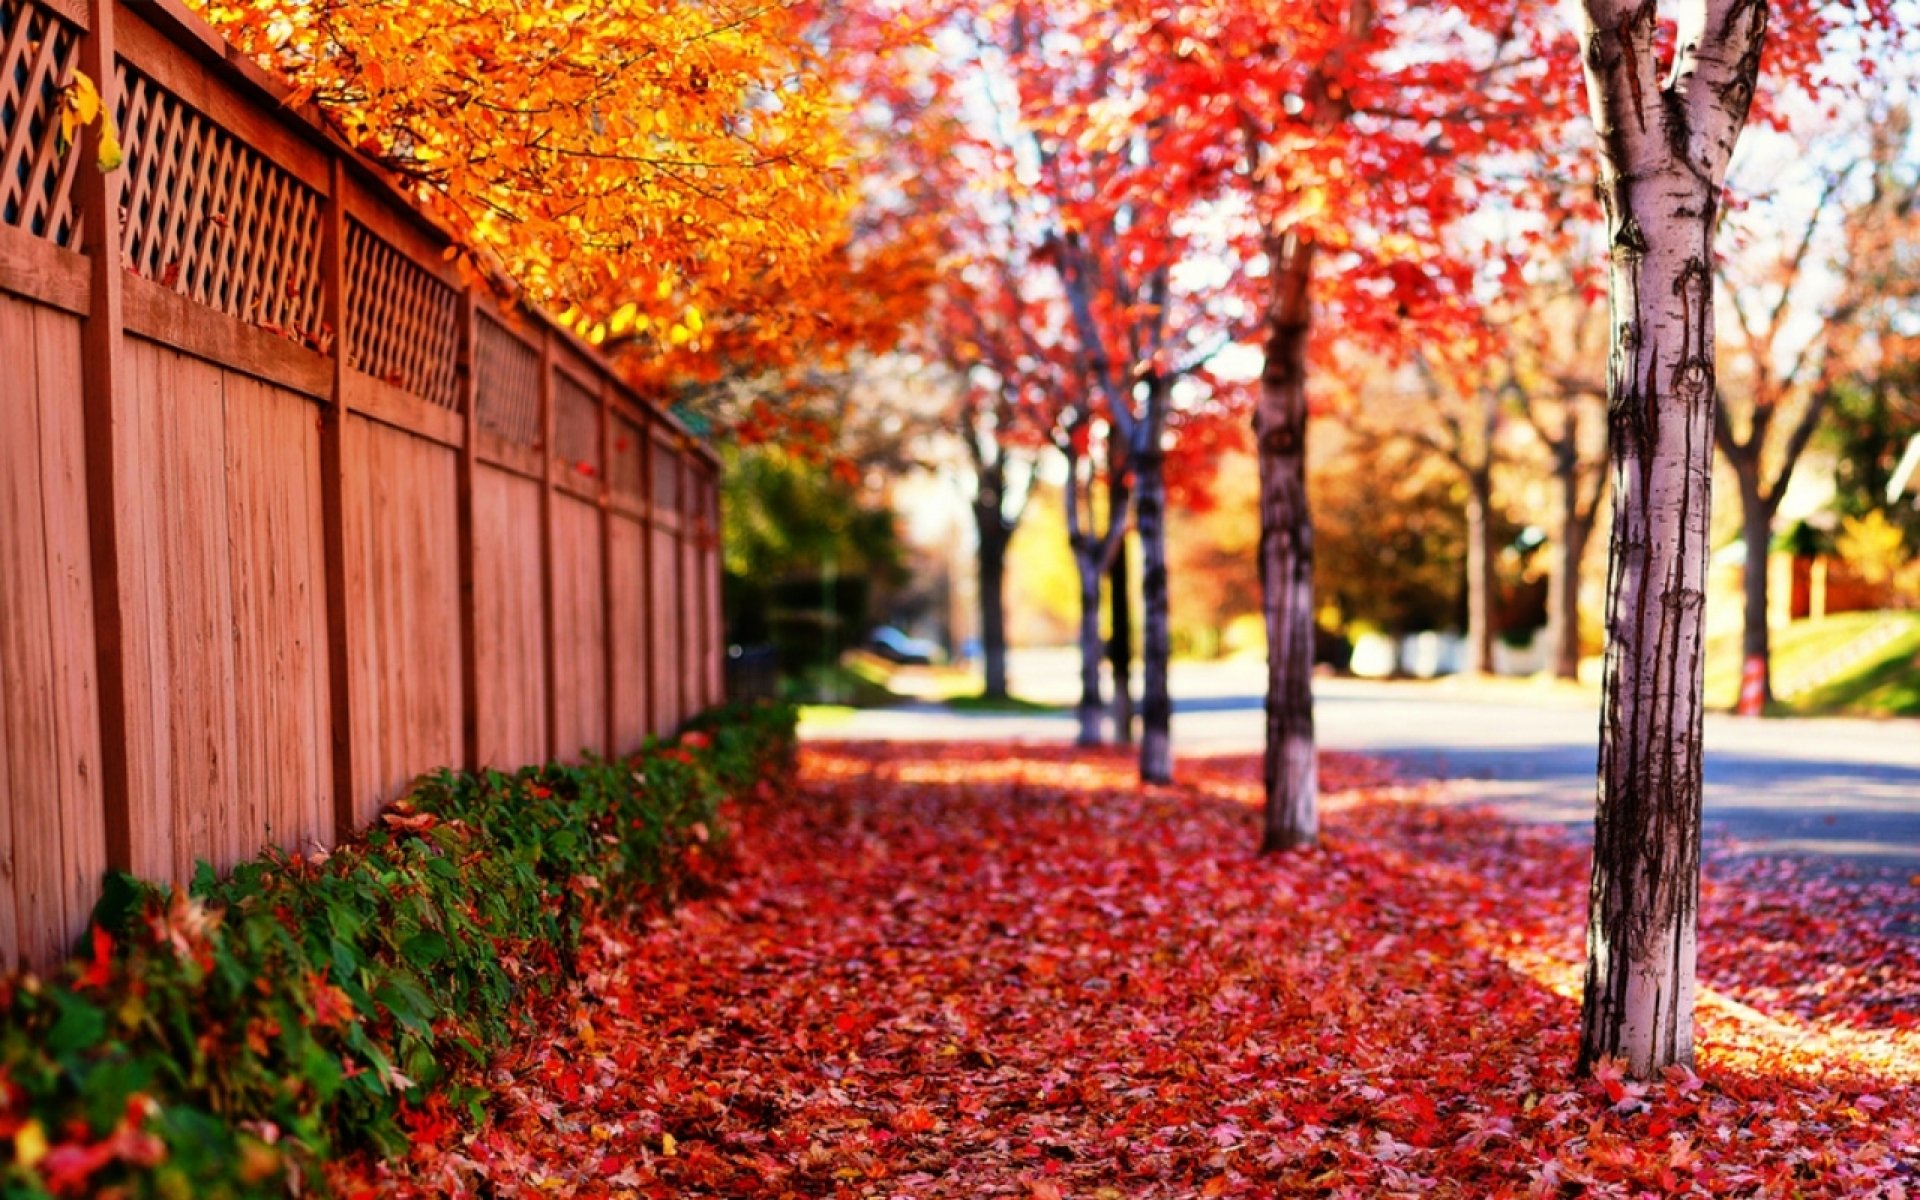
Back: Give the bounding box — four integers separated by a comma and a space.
802, 652, 1920, 873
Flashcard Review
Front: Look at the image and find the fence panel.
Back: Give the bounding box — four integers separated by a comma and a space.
341, 414, 462, 825
0, 290, 103, 967
472, 466, 549, 770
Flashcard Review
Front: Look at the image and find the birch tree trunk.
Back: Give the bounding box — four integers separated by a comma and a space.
1576, 0, 1767, 1078
1137, 432, 1173, 784
1258, 233, 1319, 852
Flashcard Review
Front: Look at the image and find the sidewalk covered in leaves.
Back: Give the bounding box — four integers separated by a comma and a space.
341, 745, 1920, 1199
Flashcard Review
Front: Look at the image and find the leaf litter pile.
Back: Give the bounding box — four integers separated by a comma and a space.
338, 743, 1920, 1198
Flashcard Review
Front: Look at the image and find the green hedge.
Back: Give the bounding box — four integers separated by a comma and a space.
0, 701, 796, 1199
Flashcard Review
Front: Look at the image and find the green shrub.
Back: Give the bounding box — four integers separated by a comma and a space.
0, 701, 795, 1198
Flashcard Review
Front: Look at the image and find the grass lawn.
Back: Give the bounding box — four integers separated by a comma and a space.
1703, 611, 1920, 716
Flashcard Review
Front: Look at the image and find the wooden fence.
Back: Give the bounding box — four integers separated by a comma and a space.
0, 0, 726, 968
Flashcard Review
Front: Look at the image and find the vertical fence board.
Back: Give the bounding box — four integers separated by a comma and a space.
607, 515, 649, 753
118, 338, 170, 881
473, 466, 547, 769
344, 417, 461, 821
0, 294, 63, 963
150, 344, 243, 883
650, 522, 681, 732
550, 496, 606, 758
222, 374, 330, 859
31, 302, 104, 954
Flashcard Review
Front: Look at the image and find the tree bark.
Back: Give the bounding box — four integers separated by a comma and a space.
1074, 541, 1106, 746
1464, 465, 1497, 676
1548, 459, 1593, 681
1137, 424, 1173, 783
977, 506, 1011, 702
1576, 0, 1766, 1079
1258, 233, 1319, 852
1108, 472, 1135, 744
1735, 465, 1772, 705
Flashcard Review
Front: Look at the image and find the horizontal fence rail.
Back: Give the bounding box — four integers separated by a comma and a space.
0, 0, 726, 968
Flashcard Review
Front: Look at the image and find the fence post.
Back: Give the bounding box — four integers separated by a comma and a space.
456, 292, 480, 770
318, 158, 357, 839
539, 330, 558, 759
76, 0, 133, 874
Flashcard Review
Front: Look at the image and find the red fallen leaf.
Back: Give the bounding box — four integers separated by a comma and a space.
78, 926, 113, 990
891, 1105, 936, 1134
159, 260, 181, 289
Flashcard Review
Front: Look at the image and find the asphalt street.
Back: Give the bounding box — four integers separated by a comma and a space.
801, 653, 1920, 874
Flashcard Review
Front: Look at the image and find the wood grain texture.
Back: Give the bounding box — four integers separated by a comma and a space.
607, 514, 649, 754
0, 226, 89, 315
342, 368, 463, 447
221, 373, 331, 860
342, 417, 462, 825
549, 495, 606, 760
31, 302, 106, 959
121, 273, 332, 398
0, 294, 106, 967
650, 523, 682, 734
472, 465, 547, 769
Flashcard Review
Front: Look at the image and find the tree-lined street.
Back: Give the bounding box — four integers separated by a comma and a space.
806, 658, 1920, 875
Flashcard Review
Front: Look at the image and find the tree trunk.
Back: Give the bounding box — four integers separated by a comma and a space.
1137, 439, 1173, 783
1464, 466, 1496, 676
1575, 0, 1765, 1080
1735, 467, 1772, 706
1548, 438, 1595, 681
1075, 543, 1105, 746
1108, 473, 1135, 745
977, 509, 1011, 702
1549, 487, 1590, 682
1258, 234, 1318, 852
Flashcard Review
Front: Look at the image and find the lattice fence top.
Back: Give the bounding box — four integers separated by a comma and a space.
345, 218, 460, 408
553, 373, 599, 480
1, 0, 81, 247
651, 438, 679, 512
608, 414, 644, 501
475, 313, 541, 447
115, 61, 325, 340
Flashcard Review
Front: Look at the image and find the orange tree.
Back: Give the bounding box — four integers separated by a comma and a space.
195, 0, 934, 388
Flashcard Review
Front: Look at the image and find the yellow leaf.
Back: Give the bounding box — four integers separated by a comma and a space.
61, 69, 101, 151
609, 301, 638, 335
661, 1132, 678, 1157
97, 116, 124, 173
683, 305, 703, 334
15, 1119, 48, 1168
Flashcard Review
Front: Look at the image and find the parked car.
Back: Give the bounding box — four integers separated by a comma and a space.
868, 626, 941, 665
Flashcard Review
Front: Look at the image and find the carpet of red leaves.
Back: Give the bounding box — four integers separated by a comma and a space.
336, 743, 1920, 1198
